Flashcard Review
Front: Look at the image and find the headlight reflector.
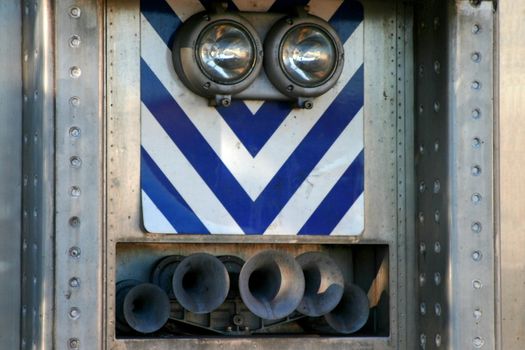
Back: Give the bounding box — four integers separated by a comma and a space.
280, 25, 337, 87
197, 22, 256, 84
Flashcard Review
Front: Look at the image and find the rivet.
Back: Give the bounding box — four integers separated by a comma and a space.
24, 94, 28, 103
33, 175, 38, 187
473, 280, 483, 289
420, 302, 427, 315
70, 66, 82, 79
70, 186, 81, 197
24, 51, 29, 62
471, 81, 481, 90
472, 250, 483, 261
203, 82, 211, 89
434, 272, 442, 286
472, 24, 481, 34
433, 180, 441, 194
419, 105, 424, 114
473, 308, 482, 320
434, 140, 439, 152
472, 193, 482, 204
472, 137, 482, 148
471, 52, 481, 62
420, 242, 426, 254
69, 127, 81, 138
433, 101, 440, 112
419, 144, 425, 155
287, 85, 294, 92
69, 246, 81, 259
69, 35, 81, 48
23, 134, 28, 144
434, 61, 440, 74
418, 212, 425, 224
434, 210, 440, 223
33, 208, 38, 218
435, 334, 442, 347
472, 108, 481, 119
68, 338, 80, 349
69, 6, 81, 18
420, 334, 427, 347
418, 65, 424, 77
471, 165, 482, 176
69, 277, 81, 288
419, 273, 426, 287
473, 337, 485, 348
434, 303, 442, 316
23, 239, 28, 250
434, 242, 441, 253
69, 96, 80, 107
70, 156, 82, 168
69, 307, 81, 320
471, 222, 482, 233
419, 181, 426, 193
69, 216, 81, 227
34, 90, 39, 100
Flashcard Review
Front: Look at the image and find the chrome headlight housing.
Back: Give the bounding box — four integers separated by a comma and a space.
264, 15, 344, 100
172, 12, 263, 104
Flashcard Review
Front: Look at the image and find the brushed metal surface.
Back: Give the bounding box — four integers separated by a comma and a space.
497, 0, 525, 348
0, 1, 22, 349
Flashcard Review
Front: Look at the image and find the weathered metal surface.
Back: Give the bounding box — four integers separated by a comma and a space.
0, 1, 22, 349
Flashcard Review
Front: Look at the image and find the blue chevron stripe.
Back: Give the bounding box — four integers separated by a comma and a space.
141, 147, 210, 233
141, 59, 363, 233
141, 0, 363, 158
298, 150, 364, 235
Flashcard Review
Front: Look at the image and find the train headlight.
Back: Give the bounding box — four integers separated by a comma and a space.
197, 22, 257, 84
265, 15, 344, 100
172, 13, 263, 104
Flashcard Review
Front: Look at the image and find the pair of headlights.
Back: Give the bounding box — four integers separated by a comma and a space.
172, 10, 344, 108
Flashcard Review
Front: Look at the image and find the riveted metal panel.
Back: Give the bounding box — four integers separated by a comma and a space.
53, 1, 105, 349
20, 1, 55, 349
106, 0, 415, 348
0, 1, 22, 349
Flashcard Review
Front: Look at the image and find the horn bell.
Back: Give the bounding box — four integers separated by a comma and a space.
324, 283, 370, 334
172, 253, 230, 314
116, 280, 171, 334
239, 250, 305, 320
296, 251, 345, 317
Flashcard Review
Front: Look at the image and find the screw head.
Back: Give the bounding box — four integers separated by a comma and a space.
70, 35, 81, 48
69, 338, 80, 349
69, 6, 81, 18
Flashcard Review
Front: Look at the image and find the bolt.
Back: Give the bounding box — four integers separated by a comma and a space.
304, 100, 313, 109
434, 272, 442, 286
473, 308, 482, 320
434, 61, 440, 74
69, 246, 81, 259
69, 6, 81, 18
420, 303, 426, 315
471, 52, 481, 62
472, 108, 481, 119
473, 280, 483, 289
69, 127, 81, 138
69, 216, 81, 227
434, 303, 442, 316
419, 182, 426, 193
69, 307, 81, 320
471, 222, 482, 233
70, 186, 81, 197
434, 211, 440, 223
420, 242, 426, 254
433, 180, 441, 194
70, 66, 82, 79
472, 193, 482, 204
472, 24, 481, 34
221, 98, 231, 107
287, 85, 294, 92
434, 242, 441, 253
471, 165, 482, 176
435, 334, 442, 347
69, 277, 81, 288
472, 250, 482, 261
434, 141, 439, 152
419, 273, 426, 287
69, 338, 80, 349
69, 96, 80, 107
203, 82, 211, 89
70, 156, 82, 168
471, 80, 481, 90
286, 18, 293, 25
473, 337, 485, 348
70, 35, 81, 48
433, 101, 440, 112
472, 137, 482, 148
420, 334, 427, 347
418, 212, 425, 224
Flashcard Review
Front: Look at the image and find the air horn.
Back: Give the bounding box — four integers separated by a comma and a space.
239, 250, 305, 320
115, 280, 171, 334
324, 283, 370, 334
296, 251, 345, 317
172, 253, 230, 314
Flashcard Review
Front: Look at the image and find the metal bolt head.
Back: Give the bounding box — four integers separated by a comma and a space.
70, 186, 81, 197
69, 216, 81, 227
472, 193, 482, 204
221, 98, 231, 107
69, 338, 80, 349
419, 273, 426, 287
70, 156, 82, 168
433, 180, 441, 194
304, 100, 313, 109
418, 212, 425, 224
473, 308, 482, 320
69, 277, 81, 288
471, 165, 482, 176
419, 242, 426, 254
471, 80, 481, 90
70, 35, 81, 48
433, 61, 440, 74
69, 246, 81, 259
434, 210, 440, 223
473, 337, 485, 348
70, 66, 82, 79
420, 333, 427, 346
434, 242, 441, 253
69, 307, 81, 320
420, 302, 426, 315
434, 303, 442, 316
472, 108, 481, 119
419, 181, 426, 193
473, 280, 483, 289
471, 222, 482, 233
472, 137, 482, 148
471, 52, 481, 62
434, 272, 442, 286
435, 334, 442, 347
69, 6, 81, 18
472, 24, 481, 34
69, 96, 80, 107
472, 250, 482, 261
433, 101, 440, 112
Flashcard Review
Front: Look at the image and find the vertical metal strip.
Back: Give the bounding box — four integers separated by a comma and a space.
449, 1, 495, 349
54, 1, 104, 349
20, 1, 55, 349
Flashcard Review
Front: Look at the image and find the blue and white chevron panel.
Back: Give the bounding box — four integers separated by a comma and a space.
141, 0, 364, 235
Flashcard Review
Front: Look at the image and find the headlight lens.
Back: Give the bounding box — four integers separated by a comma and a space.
280, 25, 337, 87
197, 22, 256, 84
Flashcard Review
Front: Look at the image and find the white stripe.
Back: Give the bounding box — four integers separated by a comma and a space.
142, 104, 244, 234
165, 0, 204, 22
141, 17, 364, 201
142, 190, 177, 233
243, 100, 265, 114
331, 193, 365, 235
264, 108, 363, 235
307, 0, 343, 21
233, 0, 275, 12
